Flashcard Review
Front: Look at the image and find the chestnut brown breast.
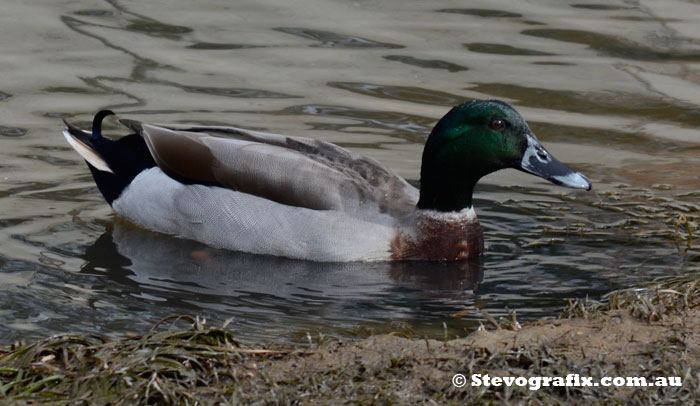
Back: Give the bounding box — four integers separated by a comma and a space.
391, 213, 484, 261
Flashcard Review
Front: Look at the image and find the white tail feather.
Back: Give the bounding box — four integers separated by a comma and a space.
62, 130, 114, 173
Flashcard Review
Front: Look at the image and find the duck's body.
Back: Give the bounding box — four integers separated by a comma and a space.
111, 166, 481, 261
63, 101, 590, 262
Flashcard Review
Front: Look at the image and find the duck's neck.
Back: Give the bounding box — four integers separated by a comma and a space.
416, 129, 488, 212
416, 177, 477, 212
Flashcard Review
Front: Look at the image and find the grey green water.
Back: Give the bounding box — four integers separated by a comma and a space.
0, 0, 699, 343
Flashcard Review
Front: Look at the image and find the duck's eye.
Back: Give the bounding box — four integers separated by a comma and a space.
489, 119, 505, 130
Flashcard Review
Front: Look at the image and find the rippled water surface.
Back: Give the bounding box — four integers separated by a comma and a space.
1, 0, 699, 343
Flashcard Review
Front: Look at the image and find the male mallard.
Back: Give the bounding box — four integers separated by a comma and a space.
63, 100, 591, 262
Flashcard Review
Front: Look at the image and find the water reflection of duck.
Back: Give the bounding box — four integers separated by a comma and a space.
63, 101, 590, 262
81, 222, 485, 302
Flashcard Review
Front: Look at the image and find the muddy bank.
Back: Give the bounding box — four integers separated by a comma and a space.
225, 307, 699, 404
1, 275, 699, 405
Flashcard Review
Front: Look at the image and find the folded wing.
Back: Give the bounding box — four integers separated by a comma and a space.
120, 120, 419, 220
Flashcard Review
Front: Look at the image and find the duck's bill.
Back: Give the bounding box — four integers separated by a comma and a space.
517, 134, 592, 190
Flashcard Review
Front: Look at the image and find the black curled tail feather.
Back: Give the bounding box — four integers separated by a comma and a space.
92, 110, 115, 140
63, 110, 157, 206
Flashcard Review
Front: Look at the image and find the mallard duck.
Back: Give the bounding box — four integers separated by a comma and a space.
63, 100, 591, 262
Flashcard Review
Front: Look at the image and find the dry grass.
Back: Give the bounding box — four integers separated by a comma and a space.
0, 316, 296, 405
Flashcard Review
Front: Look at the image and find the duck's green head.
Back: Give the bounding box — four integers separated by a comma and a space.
417, 100, 591, 212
